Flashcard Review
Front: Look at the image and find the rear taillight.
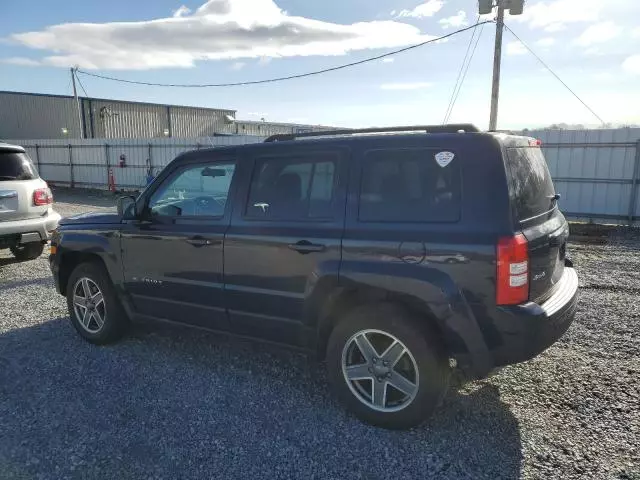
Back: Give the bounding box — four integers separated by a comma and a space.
496, 233, 529, 305
33, 187, 53, 206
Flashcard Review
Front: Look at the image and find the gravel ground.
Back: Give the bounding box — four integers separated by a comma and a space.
0, 188, 638, 479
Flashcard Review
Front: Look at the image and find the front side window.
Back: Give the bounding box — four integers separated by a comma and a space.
148, 162, 236, 217
246, 155, 337, 219
359, 148, 461, 223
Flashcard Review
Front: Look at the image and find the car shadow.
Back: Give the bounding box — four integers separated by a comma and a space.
0, 318, 523, 479
0, 255, 22, 267
0, 274, 53, 290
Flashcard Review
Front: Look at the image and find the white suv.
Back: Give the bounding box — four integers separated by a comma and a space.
0, 142, 61, 261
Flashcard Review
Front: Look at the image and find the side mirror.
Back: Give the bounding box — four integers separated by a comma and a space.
117, 195, 136, 217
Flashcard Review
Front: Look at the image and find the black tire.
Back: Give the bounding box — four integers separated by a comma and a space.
326, 303, 449, 429
66, 261, 129, 345
10, 242, 45, 261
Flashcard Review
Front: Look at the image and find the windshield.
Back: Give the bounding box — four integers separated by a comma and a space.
505, 146, 556, 222
0, 152, 38, 181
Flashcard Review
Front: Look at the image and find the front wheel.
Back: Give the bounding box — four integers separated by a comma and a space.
326, 303, 449, 429
10, 242, 45, 261
66, 262, 129, 344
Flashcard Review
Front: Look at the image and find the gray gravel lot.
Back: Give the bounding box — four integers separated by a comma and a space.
0, 188, 638, 479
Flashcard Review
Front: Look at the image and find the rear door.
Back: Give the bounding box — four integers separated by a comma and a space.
0, 150, 43, 222
224, 146, 348, 346
504, 144, 568, 301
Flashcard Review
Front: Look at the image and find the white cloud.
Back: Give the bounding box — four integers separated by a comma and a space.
257, 56, 272, 66
396, 0, 444, 19
514, 0, 604, 32
506, 41, 527, 55
633, 27, 640, 38
382, 57, 394, 63
439, 11, 468, 29
543, 23, 567, 33
380, 81, 432, 90
11, 0, 436, 70
0, 57, 41, 66
247, 112, 268, 117
535, 37, 556, 47
574, 21, 622, 46
592, 72, 615, 81
230, 61, 246, 70
172, 5, 191, 17
622, 55, 640, 75
584, 47, 603, 56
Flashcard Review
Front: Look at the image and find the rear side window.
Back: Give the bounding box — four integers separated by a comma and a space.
359, 148, 461, 222
505, 147, 555, 222
0, 152, 38, 181
246, 154, 337, 219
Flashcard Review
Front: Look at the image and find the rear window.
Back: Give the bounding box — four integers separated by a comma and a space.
0, 152, 38, 181
505, 147, 555, 221
359, 148, 461, 223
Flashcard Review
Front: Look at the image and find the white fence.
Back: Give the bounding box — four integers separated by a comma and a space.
7, 128, 640, 225
528, 128, 640, 225
8, 136, 263, 190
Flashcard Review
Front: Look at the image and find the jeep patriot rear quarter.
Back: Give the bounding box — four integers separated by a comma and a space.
50, 125, 578, 429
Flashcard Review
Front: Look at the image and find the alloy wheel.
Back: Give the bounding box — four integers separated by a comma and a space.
341, 329, 419, 413
72, 277, 106, 334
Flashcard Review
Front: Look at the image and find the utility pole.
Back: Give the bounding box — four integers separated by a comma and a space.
70, 67, 84, 138
489, 2, 505, 131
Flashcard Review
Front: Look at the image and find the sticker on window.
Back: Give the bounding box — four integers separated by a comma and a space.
434, 151, 455, 168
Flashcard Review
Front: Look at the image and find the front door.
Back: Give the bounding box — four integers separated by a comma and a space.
121, 157, 237, 331
224, 147, 348, 346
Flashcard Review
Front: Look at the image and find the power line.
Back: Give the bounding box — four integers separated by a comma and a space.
443, 17, 480, 124
445, 21, 485, 124
503, 23, 606, 126
74, 70, 89, 97
76, 21, 493, 88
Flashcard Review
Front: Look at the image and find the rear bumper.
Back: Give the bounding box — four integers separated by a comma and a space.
488, 267, 579, 368
0, 210, 61, 245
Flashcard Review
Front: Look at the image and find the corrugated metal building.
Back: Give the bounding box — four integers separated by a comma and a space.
233, 120, 331, 136
0, 91, 83, 139
0, 91, 331, 139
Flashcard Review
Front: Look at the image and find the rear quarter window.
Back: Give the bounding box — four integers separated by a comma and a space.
0, 152, 38, 181
505, 147, 555, 222
358, 148, 461, 223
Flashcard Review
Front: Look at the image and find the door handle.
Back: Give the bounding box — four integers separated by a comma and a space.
186, 236, 213, 247
288, 240, 326, 254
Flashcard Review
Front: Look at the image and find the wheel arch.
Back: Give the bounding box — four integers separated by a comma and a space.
58, 250, 110, 296
309, 263, 493, 377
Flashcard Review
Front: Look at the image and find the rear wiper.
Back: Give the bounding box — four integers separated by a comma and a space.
0, 175, 18, 180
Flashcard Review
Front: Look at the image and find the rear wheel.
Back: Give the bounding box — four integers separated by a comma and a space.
326, 303, 449, 429
66, 262, 129, 344
10, 242, 45, 261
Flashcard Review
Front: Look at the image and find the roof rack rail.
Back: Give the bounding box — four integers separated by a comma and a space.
263, 124, 480, 142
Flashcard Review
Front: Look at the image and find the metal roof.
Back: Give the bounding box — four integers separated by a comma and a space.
0, 90, 236, 114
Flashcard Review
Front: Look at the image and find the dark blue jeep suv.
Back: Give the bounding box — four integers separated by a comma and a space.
49, 124, 578, 429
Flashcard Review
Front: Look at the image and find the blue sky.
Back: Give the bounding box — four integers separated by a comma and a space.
1, 0, 639, 129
